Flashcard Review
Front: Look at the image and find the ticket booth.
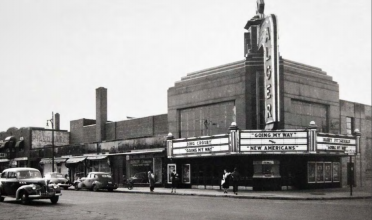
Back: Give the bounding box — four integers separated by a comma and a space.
252, 160, 281, 190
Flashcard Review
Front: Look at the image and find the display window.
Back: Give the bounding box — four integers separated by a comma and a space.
182, 164, 191, 184
316, 163, 324, 182
332, 162, 340, 182
308, 161, 339, 183
88, 160, 110, 173
253, 160, 280, 178
154, 158, 162, 184
324, 163, 332, 182
128, 157, 163, 184
167, 164, 176, 184
307, 162, 316, 183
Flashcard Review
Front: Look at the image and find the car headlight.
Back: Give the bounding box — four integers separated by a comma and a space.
31, 184, 40, 190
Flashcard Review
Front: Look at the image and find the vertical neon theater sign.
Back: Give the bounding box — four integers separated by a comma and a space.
246, 0, 280, 130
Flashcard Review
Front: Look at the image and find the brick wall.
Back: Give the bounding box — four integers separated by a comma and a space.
282, 59, 340, 133
168, 61, 246, 138
115, 114, 168, 139
340, 100, 372, 187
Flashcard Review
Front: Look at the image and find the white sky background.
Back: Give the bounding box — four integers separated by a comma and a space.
0, 0, 370, 132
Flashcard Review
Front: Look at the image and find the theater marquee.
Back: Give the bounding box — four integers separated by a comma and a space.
240, 130, 308, 153
317, 134, 357, 155
171, 135, 230, 157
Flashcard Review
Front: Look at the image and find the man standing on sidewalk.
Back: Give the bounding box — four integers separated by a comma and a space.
231, 167, 240, 195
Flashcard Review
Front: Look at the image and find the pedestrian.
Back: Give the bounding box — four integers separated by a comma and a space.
148, 170, 155, 192
221, 169, 231, 194
170, 169, 179, 193
231, 167, 240, 195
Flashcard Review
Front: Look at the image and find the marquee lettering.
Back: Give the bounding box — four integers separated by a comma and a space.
266, 84, 272, 99
266, 65, 271, 80
266, 104, 272, 118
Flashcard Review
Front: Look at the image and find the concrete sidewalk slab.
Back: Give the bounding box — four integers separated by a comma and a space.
112, 186, 372, 200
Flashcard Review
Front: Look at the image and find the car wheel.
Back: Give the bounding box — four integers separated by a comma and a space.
108, 188, 113, 192
74, 183, 80, 191
20, 192, 30, 205
50, 196, 59, 204
93, 184, 99, 192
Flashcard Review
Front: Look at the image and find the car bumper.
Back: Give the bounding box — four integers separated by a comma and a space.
100, 184, 118, 189
29, 192, 62, 199
57, 183, 71, 188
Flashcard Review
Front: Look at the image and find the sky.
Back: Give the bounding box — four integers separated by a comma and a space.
0, 0, 370, 132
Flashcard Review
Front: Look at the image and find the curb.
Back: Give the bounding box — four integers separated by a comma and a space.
114, 189, 372, 201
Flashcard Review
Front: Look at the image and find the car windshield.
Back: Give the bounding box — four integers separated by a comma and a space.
17, 170, 42, 179
49, 173, 64, 178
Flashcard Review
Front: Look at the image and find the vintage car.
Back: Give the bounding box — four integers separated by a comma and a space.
74, 172, 117, 192
0, 167, 61, 205
129, 172, 149, 184
44, 172, 71, 190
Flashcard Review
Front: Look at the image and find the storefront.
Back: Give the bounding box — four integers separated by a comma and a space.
39, 157, 68, 176
86, 155, 110, 173
65, 156, 86, 182
166, 123, 360, 190
124, 148, 165, 185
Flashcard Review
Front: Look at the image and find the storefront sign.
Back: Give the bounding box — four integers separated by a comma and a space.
259, 14, 280, 129
317, 135, 356, 155
240, 130, 307, 152
32, 130, 70, 149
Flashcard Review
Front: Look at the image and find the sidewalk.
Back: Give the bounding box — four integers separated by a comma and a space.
114, 186, 372, 200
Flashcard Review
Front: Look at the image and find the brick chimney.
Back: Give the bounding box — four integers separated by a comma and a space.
96, 87, 107, 142
54, 113, 60, 130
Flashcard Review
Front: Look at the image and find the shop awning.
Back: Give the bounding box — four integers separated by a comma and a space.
66, 157, 86, 164
86, 155, 108, 161
4, 136, 16, 142
0, 159, 10, 163
14, 157, 28, 161
124, 148, 165, 155
39, 158, 67, 164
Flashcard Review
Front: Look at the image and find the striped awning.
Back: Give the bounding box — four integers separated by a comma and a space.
39, 158, 67, 164
86, 155, 108, 161
66, 157, 86, 164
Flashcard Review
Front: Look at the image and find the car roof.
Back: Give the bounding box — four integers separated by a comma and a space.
2, 167, 40, 172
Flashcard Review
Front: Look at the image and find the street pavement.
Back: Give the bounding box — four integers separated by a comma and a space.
108, 185, 372, 200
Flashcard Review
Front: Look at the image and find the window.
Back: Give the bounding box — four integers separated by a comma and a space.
1, 172, 7, 178
346, 117, 354, 135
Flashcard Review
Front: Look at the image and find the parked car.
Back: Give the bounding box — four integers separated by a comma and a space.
44, 172, 71, 190
0, 167, 61, 205
74, 172, 117, 192
129, 172, 149, 184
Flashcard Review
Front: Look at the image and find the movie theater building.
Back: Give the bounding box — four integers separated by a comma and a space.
165, 2, 371, 190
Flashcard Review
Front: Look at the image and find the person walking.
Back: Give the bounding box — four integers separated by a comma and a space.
148, 170, 155, 192
170, 169, 179, 193
231, 167, 240, 195
221, 169, 231, 194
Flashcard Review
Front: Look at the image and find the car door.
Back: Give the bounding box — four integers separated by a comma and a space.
0, 172, 8, 195
3, 172, 18, 196
82, 173, 93, 188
